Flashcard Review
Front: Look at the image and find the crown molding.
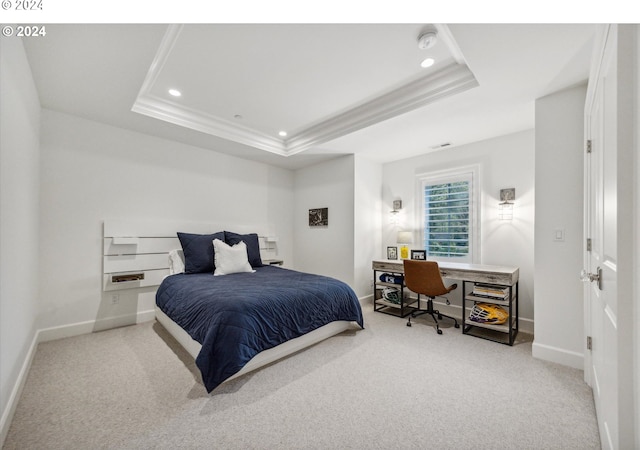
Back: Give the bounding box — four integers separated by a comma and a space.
132, 94, 287, 156
132, 24, 479, 157
284, 64, 478, 155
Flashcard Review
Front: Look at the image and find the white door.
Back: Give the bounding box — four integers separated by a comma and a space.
584, 24, 635, 450
584, 26, 618, 446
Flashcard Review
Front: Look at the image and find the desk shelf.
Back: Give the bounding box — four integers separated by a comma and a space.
464, 294, 512, 307
372, 261, 414, 318
462, 281, 518, 345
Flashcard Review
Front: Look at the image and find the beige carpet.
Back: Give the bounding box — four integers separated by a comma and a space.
4, 304, 600, 449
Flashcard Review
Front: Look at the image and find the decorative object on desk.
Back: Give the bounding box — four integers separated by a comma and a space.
411, 250, 426, 260
498, 188, 515, 220
397, 231, 413, 259
308, 208, 328, 227
387, 246, 398, 260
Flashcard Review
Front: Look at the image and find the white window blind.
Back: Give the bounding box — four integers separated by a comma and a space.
418, 167, 478, 263
424, 181, 469, 257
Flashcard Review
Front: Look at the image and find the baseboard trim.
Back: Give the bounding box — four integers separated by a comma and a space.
0, 309, 156, 447
38, 319, 96, 343
532, 341, 584, 370
39, 309, 156, 342
0, 329, 38, 448
137, 309, 156, 323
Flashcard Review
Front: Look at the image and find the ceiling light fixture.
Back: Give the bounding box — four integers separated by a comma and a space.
278, 131, 287, 137
420, 58, 435, 68
168, 89, 182, 97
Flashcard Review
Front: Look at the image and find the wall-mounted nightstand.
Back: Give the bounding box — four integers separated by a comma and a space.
264, 259, 284, 266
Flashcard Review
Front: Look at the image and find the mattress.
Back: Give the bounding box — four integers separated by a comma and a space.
156, 265, 364, 392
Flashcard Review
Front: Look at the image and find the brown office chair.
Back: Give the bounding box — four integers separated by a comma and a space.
403, 259, 460, 334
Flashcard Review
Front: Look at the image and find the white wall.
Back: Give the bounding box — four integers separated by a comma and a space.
293, 155, 355, 289
38, 110, 294, 333
533, 83, 587, 368
635, 25, 640, 450
0, 37, 41, 442
381, 130, 535, 330
354, 155, 382, 298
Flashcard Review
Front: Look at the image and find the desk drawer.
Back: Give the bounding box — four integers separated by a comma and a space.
440, 268, 517, 285
372, 261, 403, 272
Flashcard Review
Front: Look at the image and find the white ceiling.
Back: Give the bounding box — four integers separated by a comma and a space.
23, 23, 596, 170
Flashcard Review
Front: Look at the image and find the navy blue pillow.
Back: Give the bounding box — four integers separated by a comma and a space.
223, 231, 263, 268
177, 231, 225, 274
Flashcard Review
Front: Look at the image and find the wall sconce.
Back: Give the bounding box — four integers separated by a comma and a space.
390, 199, 402, 225
499, 188, 515, 220
397, 231, 413, 259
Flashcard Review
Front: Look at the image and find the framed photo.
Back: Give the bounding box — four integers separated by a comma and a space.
387, 246, 398, 260
411, 250, 427, 260
308, 208, 328, 227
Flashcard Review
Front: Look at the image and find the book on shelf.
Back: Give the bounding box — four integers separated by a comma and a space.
472, 283, 509, 299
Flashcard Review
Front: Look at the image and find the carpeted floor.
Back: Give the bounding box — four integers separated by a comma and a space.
4, 304, 600, 449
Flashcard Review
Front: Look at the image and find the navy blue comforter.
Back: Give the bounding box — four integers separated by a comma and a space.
156, 265, 364, 392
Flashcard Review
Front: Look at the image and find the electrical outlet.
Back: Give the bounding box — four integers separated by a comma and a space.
110, 293, 120, 305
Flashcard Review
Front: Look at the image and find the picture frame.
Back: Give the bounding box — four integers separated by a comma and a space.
387, 246, 398, 260
308, 208, 328, 227
411, 250, 426, 260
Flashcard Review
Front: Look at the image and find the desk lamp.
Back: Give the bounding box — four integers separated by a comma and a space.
397, 231, 413, 259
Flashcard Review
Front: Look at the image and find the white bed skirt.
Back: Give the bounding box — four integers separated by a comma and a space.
154, 306, 359, 385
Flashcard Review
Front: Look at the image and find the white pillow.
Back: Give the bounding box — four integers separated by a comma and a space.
213, 239, 255, 276
168, 249, 185, 275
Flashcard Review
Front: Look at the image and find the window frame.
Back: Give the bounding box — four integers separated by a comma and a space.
416, 165, 480, 264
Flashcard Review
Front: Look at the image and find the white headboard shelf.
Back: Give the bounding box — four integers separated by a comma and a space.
102, 219, 277, 292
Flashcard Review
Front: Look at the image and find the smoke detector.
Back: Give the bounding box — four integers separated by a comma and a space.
417, 30, 438, 50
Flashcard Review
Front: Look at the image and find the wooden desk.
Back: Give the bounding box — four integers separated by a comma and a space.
372, 260, 518, 285
372, 259, 519, 345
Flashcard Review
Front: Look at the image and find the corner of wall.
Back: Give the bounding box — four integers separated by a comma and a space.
0, 34, 41, 447
534, 83, 587, 367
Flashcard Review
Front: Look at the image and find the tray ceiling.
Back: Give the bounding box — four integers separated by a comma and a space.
22, 24, 596, 169
132, 24, 477, 156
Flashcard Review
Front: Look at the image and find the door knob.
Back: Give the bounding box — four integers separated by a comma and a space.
580, 267, 602, 290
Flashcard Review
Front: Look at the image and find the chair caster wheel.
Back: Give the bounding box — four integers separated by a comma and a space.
437, 329, 443, 335
437, 314, 443, 320
406, 321, 412, 327
454, 323, 460, 329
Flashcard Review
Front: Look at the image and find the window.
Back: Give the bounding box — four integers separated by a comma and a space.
417, 167, 478, 263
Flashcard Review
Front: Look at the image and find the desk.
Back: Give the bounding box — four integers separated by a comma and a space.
372, 259, 519, 345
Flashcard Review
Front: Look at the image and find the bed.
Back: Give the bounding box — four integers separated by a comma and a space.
154, 231, 364, 392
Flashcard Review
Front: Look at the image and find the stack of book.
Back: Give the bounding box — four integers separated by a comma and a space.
472, 283, 509, 300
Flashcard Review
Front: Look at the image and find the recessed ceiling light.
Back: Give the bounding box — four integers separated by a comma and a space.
278, 131, 287, 137
168, 89, 182, 97
420, 58, 435, 68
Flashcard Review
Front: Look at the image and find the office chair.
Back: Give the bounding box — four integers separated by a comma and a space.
403, 259, 460, 335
